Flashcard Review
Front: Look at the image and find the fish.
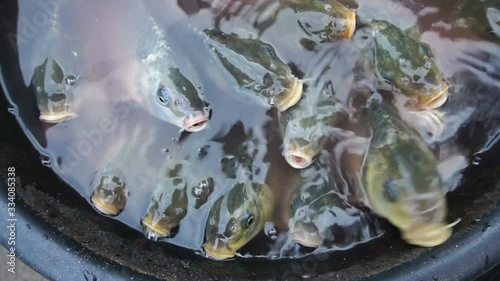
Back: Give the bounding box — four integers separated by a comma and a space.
203, 127, 273, 260
361, 97, 456, 247
90, 172, 127, 216
371, 20, 449, 110
136, 10, 210, 132
203, 181, 274, 260
142, 148, 216, 239
204, 29, 303, 112
289, 159, 381, 248
281, 79, 345, 169
279, 0, 356, 42
29, 3, 80, 123
88, 124, 159, 219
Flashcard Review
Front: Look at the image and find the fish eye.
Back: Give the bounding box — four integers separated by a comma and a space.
420, 43, 432, 57
157, 88, 169, 105
261, 45, 275, 57
174, 100, 182, 107
244, 214, 255, 229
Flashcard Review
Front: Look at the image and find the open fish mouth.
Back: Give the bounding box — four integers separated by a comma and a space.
39, 111, 76, 124
291, 225, 323, 248
183, 111, 209, 132
90, 196, 123, 217
285, 150, 314, 169
419, 82, 449, 110
141, 216, 173, 239
277, 77, 304, 112
203, 244, 236, 260
401, 219, 459, 247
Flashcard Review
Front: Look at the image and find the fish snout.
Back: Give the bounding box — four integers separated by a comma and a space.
203, 243, 236, 260
277, 77, 303, 112
90, 189, 126, 217
419, 82, 449, 109
183, 111, 209, 132
141, 215, 173, 239
401, 222, 453, 247
291, 221, 323, 248
284, 150, 314, 169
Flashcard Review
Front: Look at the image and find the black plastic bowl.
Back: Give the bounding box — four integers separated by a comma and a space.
1, 1, 500, 280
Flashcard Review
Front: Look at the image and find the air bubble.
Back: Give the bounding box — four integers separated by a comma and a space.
198, 145, 210, 158
65, 75, 77, 86
268, 97, 277, 106
253, 84, 262, 91
193, 185, 204, 197
40, 155, 52, 167
7, 106, 15, 115
200, 180, 209, 188
471, 154, 482, 165
174, 208, 184, 215
301, 192, 310, 201
424, 59, 432, 69
26, 224, 31, 229
270, 62, 277, 70
324, 4, 332, 11
145, 230, 160, 241
319, 32, 328, 40
264, 222, 278, 240
297, 209, 306, 219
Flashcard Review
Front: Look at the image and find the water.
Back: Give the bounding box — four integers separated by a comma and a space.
1, 0, 499, 261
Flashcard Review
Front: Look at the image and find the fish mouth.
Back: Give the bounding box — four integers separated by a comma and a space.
284, 150, 314, 169
291, 223, 323, 248
277, 77, 303, 112
183, 111, 209, 132
141, 216, 172, 238
90, 196, 123, 216
342, 8, 356, 39
203, 244, 236, 260
39, 111, 76, 124
401, 220, 459, 247
419, 82, 449, 110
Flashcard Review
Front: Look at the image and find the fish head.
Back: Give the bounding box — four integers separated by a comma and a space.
373, 21, 449, 109
401, 219, 455, 247
32, 57, 78, 123
141, 177, 188, 239
284, 0, 356, 41
283, 115, 327, 169
154, 68, 210, 132
291, 219, 323, 248
363, 147, 452, 247
205, 30, 303, 111
90, 174, 127, 216
204, 182, 273, 260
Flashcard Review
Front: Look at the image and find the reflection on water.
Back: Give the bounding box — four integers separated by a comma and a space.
1, 0, 499, 261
